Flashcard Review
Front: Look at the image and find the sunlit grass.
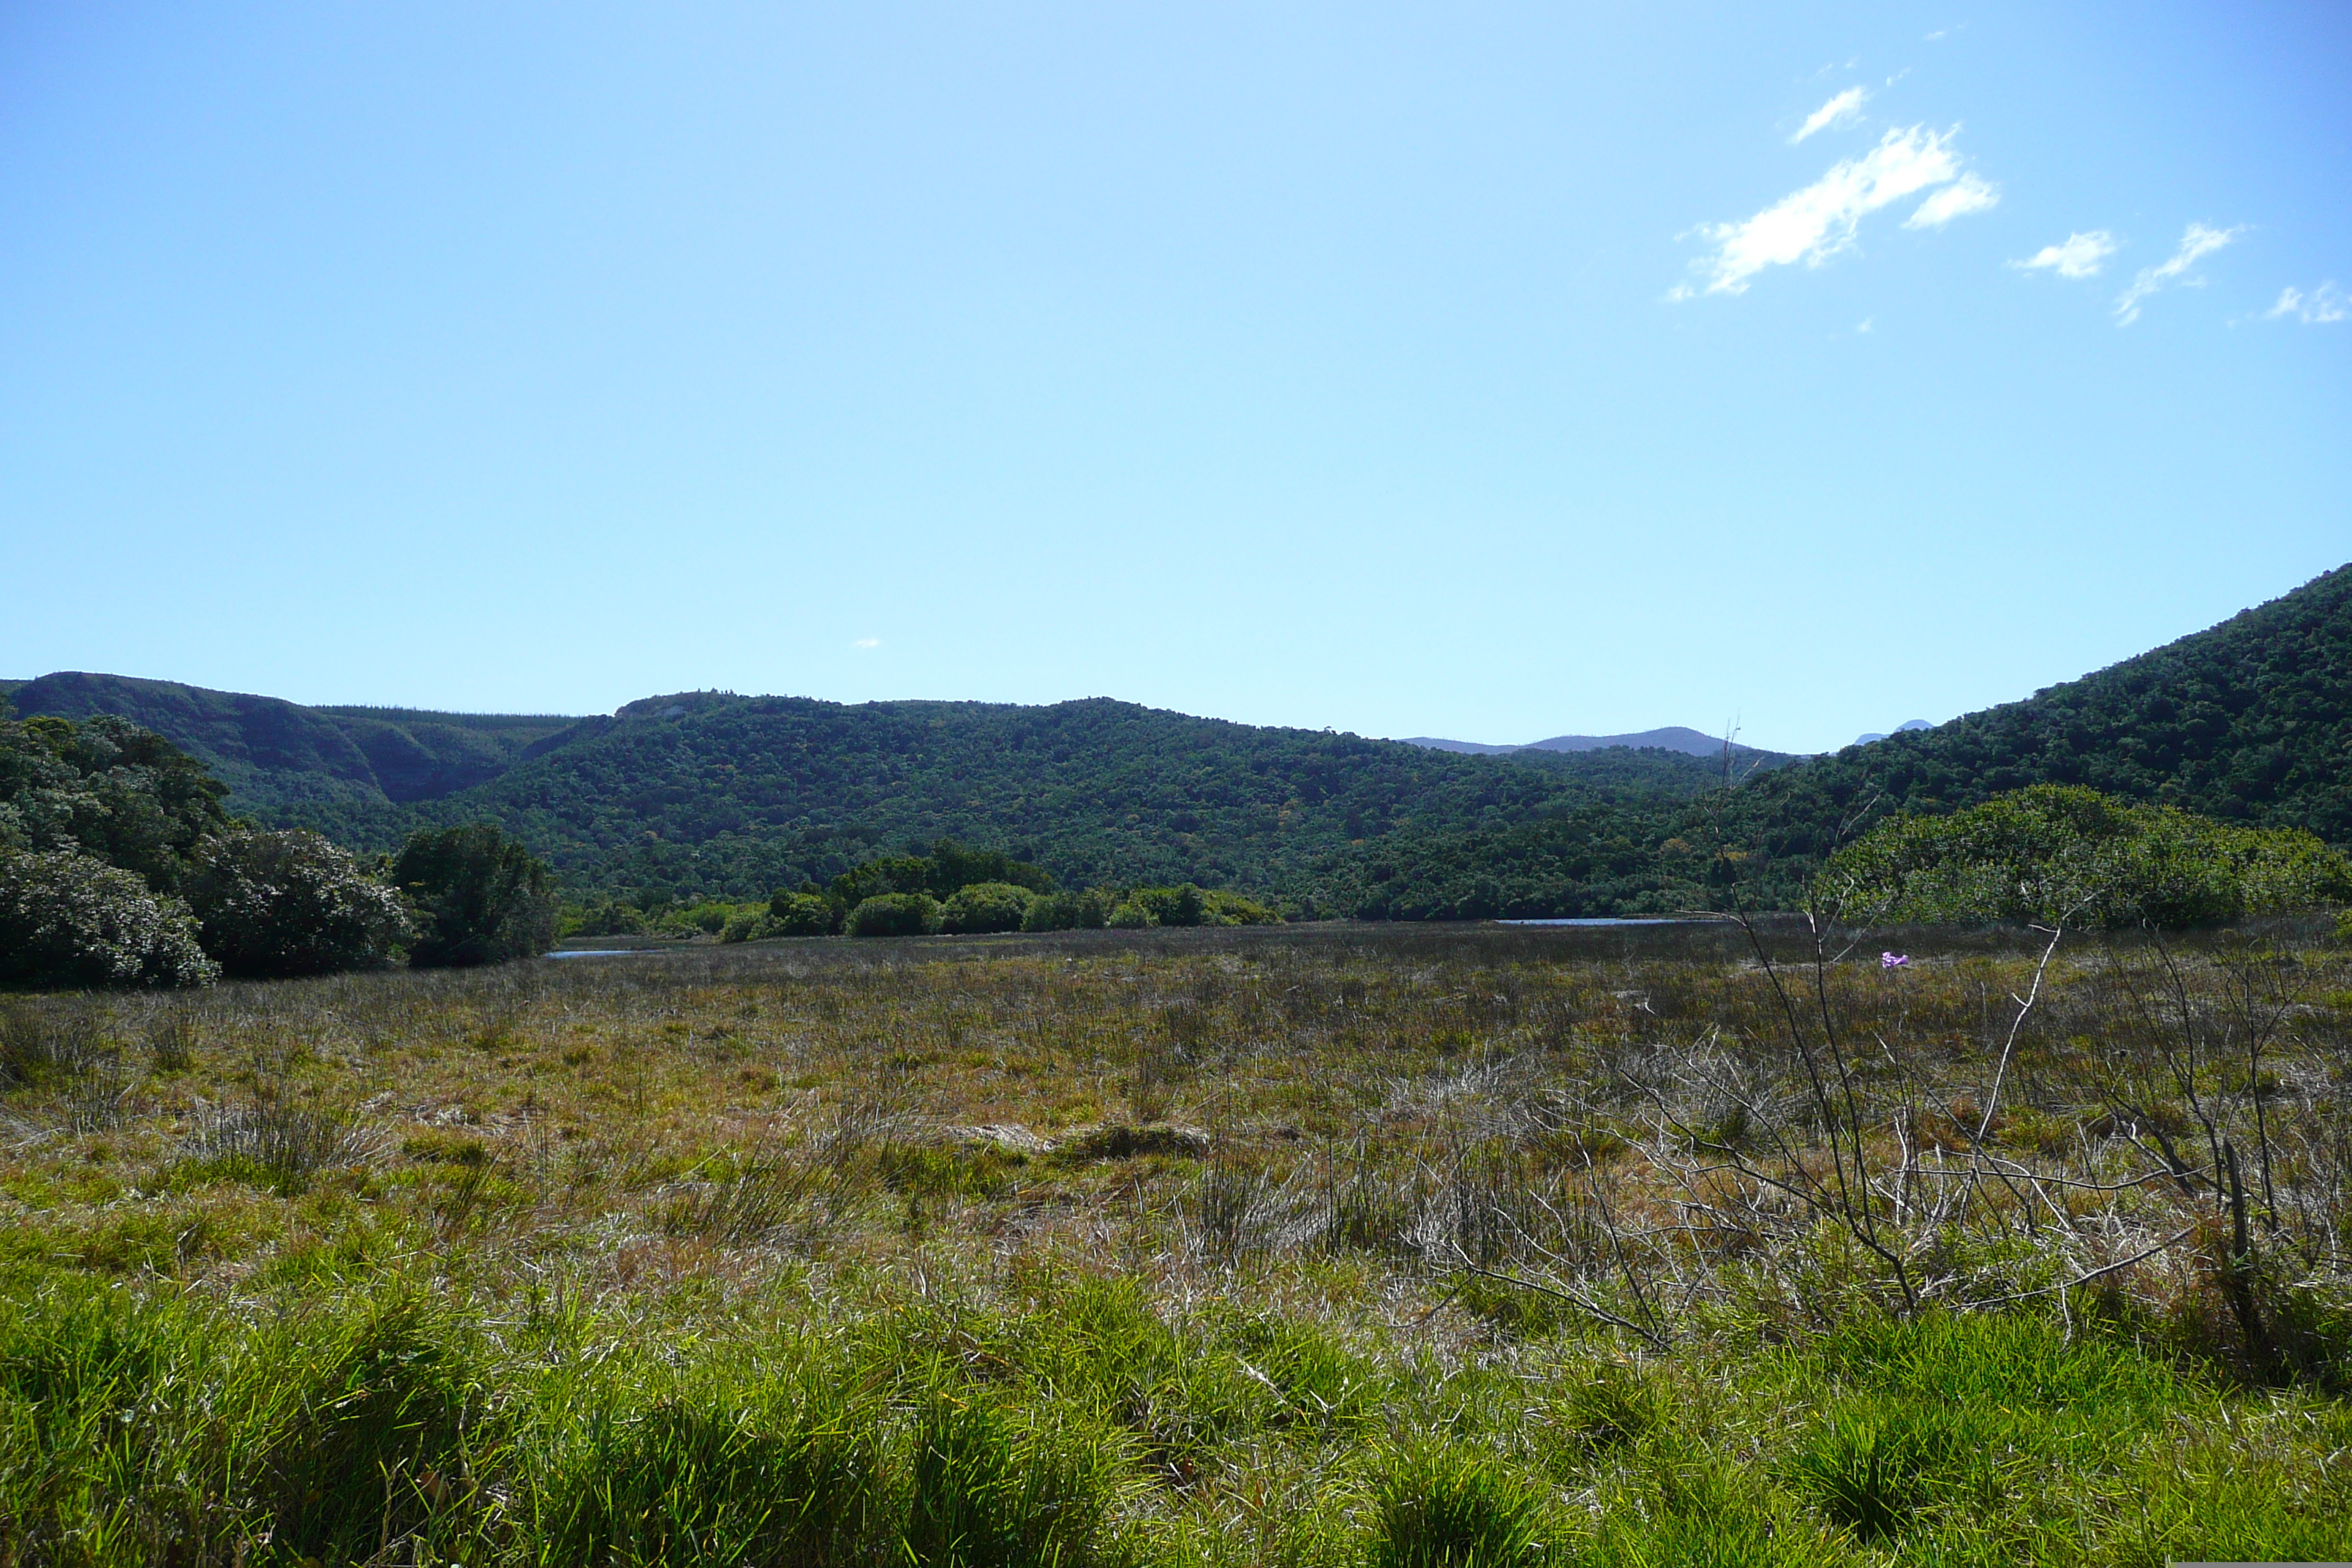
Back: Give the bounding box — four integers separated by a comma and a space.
1, 920, 2348, 1564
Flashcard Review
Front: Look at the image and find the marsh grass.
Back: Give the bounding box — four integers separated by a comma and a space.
1, 921, 2350, 1563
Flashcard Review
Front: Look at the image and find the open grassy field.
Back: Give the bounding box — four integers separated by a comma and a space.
4, 921, 2350, 1566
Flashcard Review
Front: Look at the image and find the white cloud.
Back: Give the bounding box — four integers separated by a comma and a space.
852, 637, 881, 649
2264, 282, 2346, 324
1792, 87, 1867, 144
2114, 222, 2242, 325
1681, 125, 1984, 296
1905, 173, 1999, 228
2013, 230, 2117, 279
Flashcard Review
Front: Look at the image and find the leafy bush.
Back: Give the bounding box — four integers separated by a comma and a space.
1201, 888, 1281, 925
941, 881, 1035, 935
653, 898, 754, 938
1132, 884, 1206, 927
0, 713, 230, 892
1106, 900, 1156, 930
0, 848, 217, 988
183, 829, 410, 978
847, 893, 941, 938
829, 839, 1055, 912
1023, 888, 1114, 932
391, 823, 559, 968
1823, 784, 2352, 929
559, 898, 647, 938
766, 890, 840, 936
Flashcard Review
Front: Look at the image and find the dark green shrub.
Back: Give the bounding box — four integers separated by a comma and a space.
183, 829, 411, 978
848, 893, 941, 938
1022, 889, 1112, 932
922, 838, 1054, 897
829, 840, 1054, 911
0, 848, 216, 988
391, 823, 559, 968
1132, 884, 1206, 927
1822, 784, 2352, 928
1367, 1443, 1546, 1568
829, 854, 935, 910
941, 881, 1034, 935
768, 890, 840, 936
1199, 888, 1281, 925
559, 897, 647, 938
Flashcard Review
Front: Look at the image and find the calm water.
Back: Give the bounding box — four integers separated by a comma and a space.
1495, 916, 1727, 927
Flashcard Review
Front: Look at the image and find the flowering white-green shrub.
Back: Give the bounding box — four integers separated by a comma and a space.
0, 848, 218, 987
184, 829, 412, 977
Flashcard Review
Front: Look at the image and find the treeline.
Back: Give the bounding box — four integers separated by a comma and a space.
565, 837, 1280, 941
0, 713, 559, 987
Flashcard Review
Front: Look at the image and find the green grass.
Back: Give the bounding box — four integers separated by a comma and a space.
1, 922, 2350, 1564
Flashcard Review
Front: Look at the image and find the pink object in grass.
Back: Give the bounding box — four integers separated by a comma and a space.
1881, 952, 1910, 969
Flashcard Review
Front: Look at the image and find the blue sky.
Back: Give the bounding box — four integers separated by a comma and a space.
3, 2, 2345, 753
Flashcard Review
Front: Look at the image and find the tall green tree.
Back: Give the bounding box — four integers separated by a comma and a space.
391, 823, 559, 968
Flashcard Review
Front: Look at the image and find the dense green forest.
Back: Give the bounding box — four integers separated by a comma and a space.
10, 561, 2348, 916
5, 678, 1779, 913
1340, 561, 2352, 916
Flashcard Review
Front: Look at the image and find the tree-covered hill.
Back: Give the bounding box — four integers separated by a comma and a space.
4, 674, 1769, 911
298, 693, 1767, 909
11, 559, 2344, 917
1341, 560, 2352, 916
7, 674, 581, 810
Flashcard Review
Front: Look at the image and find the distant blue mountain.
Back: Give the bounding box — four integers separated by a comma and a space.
1852, 719, 1934, 745
1400, 725, 1779, 759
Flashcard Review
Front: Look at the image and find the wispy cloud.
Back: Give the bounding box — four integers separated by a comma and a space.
2013, 230, 2117, 279
852, 637, 881, 649
1792, 87, 1867, 144
1904, 172, 1999, 228
2264, 282, 2345, 324
2114, 223, 2242, 325
1678, 126, 1988, 297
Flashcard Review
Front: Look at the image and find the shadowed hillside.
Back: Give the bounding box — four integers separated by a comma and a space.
6, 673, 582, 809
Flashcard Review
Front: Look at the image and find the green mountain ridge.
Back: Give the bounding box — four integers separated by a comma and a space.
5, 673, 581, 810
7, 560, 2347, 916
1347, 560, 2352, 918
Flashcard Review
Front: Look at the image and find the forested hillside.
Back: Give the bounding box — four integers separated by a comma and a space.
6, 674, 581, 809
288, 693, 1762, 909
1344, 562, 2352, 916
9, 561, 2345, 917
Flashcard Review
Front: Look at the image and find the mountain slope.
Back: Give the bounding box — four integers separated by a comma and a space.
1343, 561, 2352, 918
304, 692, 1754, 906
7, 674, 581, 810
10, 560, 2343, 916
1403, 725, 1778, 758
1790, 561, 2352, 841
